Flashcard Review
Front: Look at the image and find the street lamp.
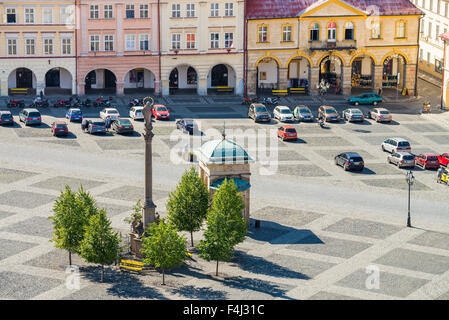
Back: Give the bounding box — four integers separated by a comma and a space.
405, 170, 415, 227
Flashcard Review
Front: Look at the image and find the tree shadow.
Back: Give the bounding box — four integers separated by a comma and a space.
169, 285, 228, 300
56, 132, 77, 139
348, 167, 376, 175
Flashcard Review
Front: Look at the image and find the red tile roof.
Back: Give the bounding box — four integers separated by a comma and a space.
441, 31, 449, 41
246, 0, 422, 19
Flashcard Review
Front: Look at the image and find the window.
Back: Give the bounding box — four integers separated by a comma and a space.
435, 59, 443, 74
140, 4, 149, 18
327, 22, 336, 41
419, 48, 423, 62
210, 3, 219, 17
90, 5, 99, 19
7, 39, 17, 55
428, 22, 432, 37
62, 38, 72, 55
224, 3, 234, 16
24, 8, 35, 24
60, 6, 73, 24
90, 35, 100, 51
427, 51, 431, 65
396, 21, 406, 38
25, 38, 35, 55
139, 34, 149, 50
371, 22, 381, 39
125, 34, 136, 51
345, 22, 354, 40
282, 25, 292, 42
186, 33, 196, 49
126, 4, 135, 18
186, 4, 195, 17
171, 33, 181, 49
258, 25, 268, 42
104, 5, 113, 19
210, 32, 219, 48
310, 23, 320, 41
436, 25, 440, 40
42, 7, 53, 24
6, 8, 16, 23
44, 38, 54, 55
224, 32, 233, 48
104, 35, 114, 51
187, 67, 197, 84
172, 4, 181, 17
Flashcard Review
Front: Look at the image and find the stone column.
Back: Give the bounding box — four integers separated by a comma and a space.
78, 82, 85, 95
161, 79, 169, 95
374, 65, 383, 93
0, 80, 7, 97
197, 78, 207, 95
116, 81, 125, 95
405, 64, 417, 96
247, 69, 257, 96
279, 68, 288, 90
235, 77, 244, 96
309, 66, 320, 95
342, 66, 352, 95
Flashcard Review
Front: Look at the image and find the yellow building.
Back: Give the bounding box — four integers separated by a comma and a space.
246, 0, 422, 96
159, 0, 244, 95
0, 1, 76, 96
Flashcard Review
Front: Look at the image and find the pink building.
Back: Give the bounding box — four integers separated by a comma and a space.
76, 0, 160, 95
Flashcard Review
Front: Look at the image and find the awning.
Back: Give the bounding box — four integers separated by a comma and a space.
210, 177, 251, 192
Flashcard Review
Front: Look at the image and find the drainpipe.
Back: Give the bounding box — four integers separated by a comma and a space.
158, 0, 161, 97
243, 0, 247, 97
442, 39, 446, 110
415, 15, 422, 97
75, 0, 78, 95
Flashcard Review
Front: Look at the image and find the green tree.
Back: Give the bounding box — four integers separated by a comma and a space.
124, 199, 143, 226
198, 178, 247, 276
166, 167, 209, 247
141, 218, 187, 285
79, 209, 120, 283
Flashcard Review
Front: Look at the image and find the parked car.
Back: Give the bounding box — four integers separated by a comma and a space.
348, 93, 382, 106
7, 99, 25, 108
152, 105, 170, 120
51, 121, 69, 136
318, 105, 341, 122
111, 119, 134, 134
87, 119, 107, 134
19, 108, 42, 126
130, 106, 144, 120
342, 108, 364, 122
387, 152, 415, 168
65, 108, 83, 122
293, 105, 314, 122
0, 110, 14, 126
334, 152, 365, 171
100, 108, 120, 121
273, 106, 294, 122
277, 126, 297, 141
437, 153, 449, 167
176, 119, 197, 135
437, 167, 449, 184
368, 108, 392, 123
415, 153, 440, 170
248, 103, 271, 122
381, 138, 411, 153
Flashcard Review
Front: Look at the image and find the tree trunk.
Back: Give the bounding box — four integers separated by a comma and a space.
162, 269, 165, 285
69, 251, 72, 266
101, 264, 104, 283
216, 260, 219, 276
190, 231, 194, 247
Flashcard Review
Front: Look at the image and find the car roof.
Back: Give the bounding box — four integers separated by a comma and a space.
23, 108, 39, 112
105, 108, 118, 111
0, 110, 12, 114
153, 104, 166, 107
421, 153, 437, 156
282, 125, 295, 129
395, 151, 413, 156
69, 108, 81, 111
345, 152, 362, 157
375, 108, 389, 111
252, 103, 266, 107
295, 105, 310, 108
321, 105, 335, 109
348, 108, 362, 112
277, 106, 291, 110
54, 121, 67, 124
391, 137, 408, 142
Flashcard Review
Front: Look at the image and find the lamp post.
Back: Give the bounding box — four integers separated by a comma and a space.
405, 170, 415, 227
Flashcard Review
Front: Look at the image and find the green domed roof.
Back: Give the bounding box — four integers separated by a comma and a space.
197, 139, 254, 164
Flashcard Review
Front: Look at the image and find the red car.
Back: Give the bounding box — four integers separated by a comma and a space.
51, 121, 69, 136
437, 153, 449, 167
152, 105, 170, 120
415, 153, 440, 169
277, 125, 297, 141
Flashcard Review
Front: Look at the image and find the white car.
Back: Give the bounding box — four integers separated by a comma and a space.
129, 106, 144, 120
381, 138, 411, 153
100, 108, 120, 120
273, 106, 294, 122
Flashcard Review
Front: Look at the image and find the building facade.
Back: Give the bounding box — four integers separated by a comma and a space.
246, 0, 422, 96
76, 0, 160, 95
159, 0, 244, 95
412, 0, 449, 85
440, 31, 449, 108
0, 0, 76, 96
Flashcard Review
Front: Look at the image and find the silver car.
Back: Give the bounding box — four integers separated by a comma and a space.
19, 108, 42, 126
382, 138, 411, 153
342, 108, 364, 122
293, 105, 314, 122
87, 119, 106, 134
387, 152, 415, 168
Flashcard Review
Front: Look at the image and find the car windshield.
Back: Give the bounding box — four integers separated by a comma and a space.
299, 108, 310, 113
351, 110, 363, 114
256, 107, 267, 112
325, 109, 337, 114
156, 107, 167, 111
92, 122, 105, 126
135, 109, 142, 113
120, 120, 132, 125
403, 155, 414, 160
185, 121, 195, 126
56, 124, 67, 128
28, 112, 40, 117
280, 109, 291, 114
380, 111, 390, 115
285, 128, 296, 133
350, 157, 363, 162
108, 110, 118, 114
428, 156, 438, 160
1, 114, 12, 119
72, 110, 82, 115
398, 141, 410, 147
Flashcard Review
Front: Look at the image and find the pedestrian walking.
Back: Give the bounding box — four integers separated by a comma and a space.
105, 117, 111, 130
438, 167, 443, 182
378, 88, 382, 96
81, 118, 88, 132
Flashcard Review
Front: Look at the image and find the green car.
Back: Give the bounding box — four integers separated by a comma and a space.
348, 93, 382, 106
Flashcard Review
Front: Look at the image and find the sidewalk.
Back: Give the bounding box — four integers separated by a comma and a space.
421, 109, 449, 128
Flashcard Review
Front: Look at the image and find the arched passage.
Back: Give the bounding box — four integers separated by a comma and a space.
123, 68, 155, 94
351, 55, 375, 92
207, 64, 236, 94
382, 53, 407, 92
319, 55, 343, 93
84, 69, 117, 94
8, 68, 37, 95
287, 56, 311, 90
256, 57, 279, 95
169, 65, 198, 95
45, 67, 73, 95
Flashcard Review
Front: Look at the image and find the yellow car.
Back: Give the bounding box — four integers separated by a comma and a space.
437, 168, 449, 185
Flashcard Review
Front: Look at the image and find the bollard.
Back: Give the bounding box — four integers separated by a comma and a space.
255, 220, 260, 229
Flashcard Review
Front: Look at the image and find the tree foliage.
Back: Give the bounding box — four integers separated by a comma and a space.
166, 166, 210, 247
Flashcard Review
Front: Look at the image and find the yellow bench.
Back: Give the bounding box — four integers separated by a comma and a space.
272, 89, 288, 96
119, 259, 144, 272
10, 88, 28, 95
216, 86, 233, 92
289, 87, 307, 94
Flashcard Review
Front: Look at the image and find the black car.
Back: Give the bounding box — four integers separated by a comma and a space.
335, 152, 365, 171
176, 119, 197, 135
111, 119, 134, 134
0, 110, 14, 126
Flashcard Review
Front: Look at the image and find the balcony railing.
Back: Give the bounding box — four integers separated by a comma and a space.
309, 40, 357, 51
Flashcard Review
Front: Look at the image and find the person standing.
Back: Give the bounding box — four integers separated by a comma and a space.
438, 167, 443, 182
81, 118, 88, 132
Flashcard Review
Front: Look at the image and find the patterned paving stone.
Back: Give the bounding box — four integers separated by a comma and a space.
302, 136, 353, 146
14, 127, 51, 138
422, 135, 449, 145
264, 254, 335, 279
187, 106, 236, 113
324, 218, 403, 240
293, 125, 334, 135
341, 122, 395, 133
97, 202, 132, 217
0, 216, 53, 239
361, 178, 431, 191
0, 271, 62, 299
358, 135, 417, 146
315, 149, 376, 160
38, 139, 81, 147
278, 164, 332, 177
277, 150, 308, 161
437, 291, 449, 300
30, 176, 105, 191
24, 249, 89, 271
99, 185, 168, 202
336, 268, 429, 298
251, 206, 324, 228
0, 168, 39, 184
0, 190, 55, 209
403, 123, 447, 133
349, 163, 403, 176
307, 291, 362, 300
0, 239, 38, 261
375, 248, 449, 275
0, 210, 15, 220
408, 231, 449, 251
152, 126, 177, 135
219, 276, 296, 300
245, 225, 292, 244
287, 235, 372, 259
95, 139, 144, 151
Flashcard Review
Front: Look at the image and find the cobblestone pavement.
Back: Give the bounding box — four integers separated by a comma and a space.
1, 80, 449, 300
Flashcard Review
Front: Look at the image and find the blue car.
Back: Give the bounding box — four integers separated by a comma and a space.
348, 93, 382, 106
66, 108, 83, 122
